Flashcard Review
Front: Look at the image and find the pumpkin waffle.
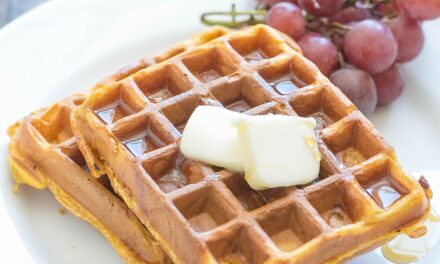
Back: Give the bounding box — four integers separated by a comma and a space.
7, 26, 229, 263
72, 24, 431, 264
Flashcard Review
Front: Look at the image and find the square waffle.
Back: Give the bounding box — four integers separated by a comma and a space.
71, 24, 430, 264
7, 26, 229, 263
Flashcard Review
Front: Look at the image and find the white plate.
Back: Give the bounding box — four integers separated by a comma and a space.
0, 0, 439, 263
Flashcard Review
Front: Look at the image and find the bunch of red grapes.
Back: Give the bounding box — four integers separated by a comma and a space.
264, 0, 440, 115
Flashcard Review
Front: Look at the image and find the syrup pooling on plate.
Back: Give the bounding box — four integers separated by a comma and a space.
365, 177, 403, 208
381, 210, 440, 263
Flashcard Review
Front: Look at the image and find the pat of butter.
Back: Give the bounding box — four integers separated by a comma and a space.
233, 115, 321, 190
180, 106, 244, 171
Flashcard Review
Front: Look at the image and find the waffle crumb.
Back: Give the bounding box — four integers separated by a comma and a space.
58, 208, 66, 215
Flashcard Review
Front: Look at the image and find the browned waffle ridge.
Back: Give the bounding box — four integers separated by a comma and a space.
72, 24, 430, 264
7, 26, 229, 264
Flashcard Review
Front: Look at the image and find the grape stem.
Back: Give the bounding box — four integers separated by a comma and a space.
338, 52, 347, 68
306, 19, 352, 37
201, 4, 267, 28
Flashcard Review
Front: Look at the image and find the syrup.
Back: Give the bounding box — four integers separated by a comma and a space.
365, 177, 402, 208
156, 168, 188, 193
381, 210, 440, 263
94, 101, 131, 124
121, 130, 165, 157
269, 73, 307, 95
272, 79, 298, 95
336, 147, 366, 168
226, 100, 251, 113
322, 207, 352, 228
244, 50, 267, 64
95, 107, 116, 124
148, 88, 173, 103
196, 69, 221, 83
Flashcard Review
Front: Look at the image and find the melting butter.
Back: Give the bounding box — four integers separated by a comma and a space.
234, 114, 321, 190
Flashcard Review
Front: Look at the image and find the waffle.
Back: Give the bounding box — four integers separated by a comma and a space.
7, 26, 229, 263
72, 25, 431, 263
72, 24, 432, 263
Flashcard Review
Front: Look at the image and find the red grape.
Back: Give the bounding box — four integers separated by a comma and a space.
377, 1, 401, 16
387, 14, 424, 63
267, 2, 306, 39
343, 20, 398, 74
373, 65, 404, 106
298, 33, 338, 76
264, 0, 298, 7
398, 0, 440, 21
298, 0, 344, 17
330, 68, 377, 115
330, 7, 372, 24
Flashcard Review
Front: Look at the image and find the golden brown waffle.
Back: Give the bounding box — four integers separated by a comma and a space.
8, 95, 167, 263
73, 24, 430, 264
7, 26, 229, 264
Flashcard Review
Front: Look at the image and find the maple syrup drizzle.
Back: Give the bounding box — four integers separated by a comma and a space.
197, 69, 221, 83
381, 210, 440, 263
365, 177, 402, 208
226, 100, 251, 113
271, 79, 298, 95
244, 50, 267, 64
148, 88, 173, 103
94, 100, 132, 124
95, 105, 116, 124
121, 129, 165, 157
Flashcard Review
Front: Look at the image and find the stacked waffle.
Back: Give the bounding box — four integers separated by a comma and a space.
8, 25, 431, 264
7, 26, 228, 264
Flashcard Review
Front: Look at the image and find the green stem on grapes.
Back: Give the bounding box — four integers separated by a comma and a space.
201, 4, 267, 28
